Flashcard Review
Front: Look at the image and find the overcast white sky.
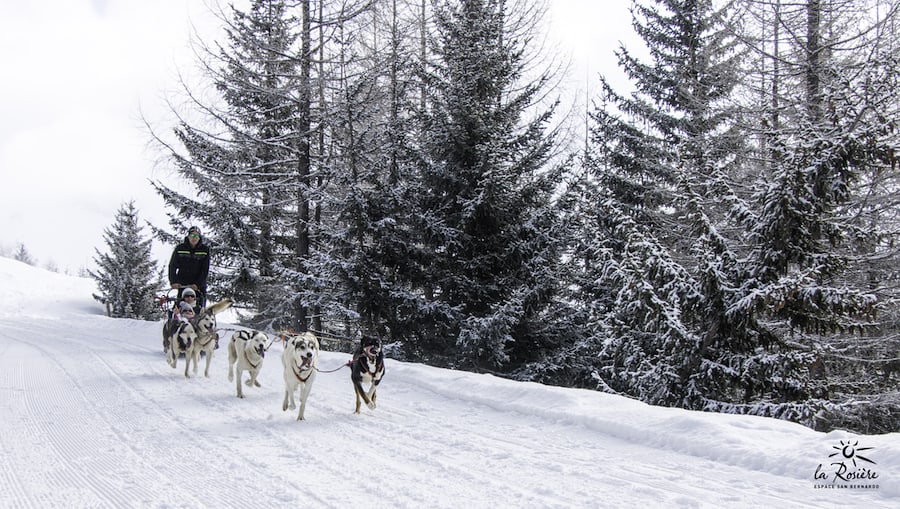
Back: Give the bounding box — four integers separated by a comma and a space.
0, 0, 634, 273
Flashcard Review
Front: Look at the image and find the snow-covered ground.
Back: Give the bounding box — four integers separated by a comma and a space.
0, 257, 896, 508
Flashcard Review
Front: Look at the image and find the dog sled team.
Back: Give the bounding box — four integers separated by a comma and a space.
163, 310, 385, 419
225, 328, 386, 419
161, 224, 384, 419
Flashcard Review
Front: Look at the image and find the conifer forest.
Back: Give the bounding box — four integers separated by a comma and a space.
144, 0, 900, 433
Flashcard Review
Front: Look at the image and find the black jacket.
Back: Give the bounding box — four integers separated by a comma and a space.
168, 236, 210, 292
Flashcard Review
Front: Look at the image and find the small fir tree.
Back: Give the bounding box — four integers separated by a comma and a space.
14, 243, 35, 266
90, 201, 164, 320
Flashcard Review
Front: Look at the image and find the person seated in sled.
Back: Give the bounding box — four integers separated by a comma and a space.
173, 300, 195, 323
171, 287, 199, 320
168, 226, 210, 308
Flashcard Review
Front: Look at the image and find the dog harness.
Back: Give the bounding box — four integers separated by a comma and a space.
292, 361, 314, 383
245, 353, 262, 370
355, 346, 382, 375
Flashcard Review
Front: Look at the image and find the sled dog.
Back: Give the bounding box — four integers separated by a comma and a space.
165, 321, 197, 378
351, 334, 385, 414
227, 330, 268, 398
281, 332, 319, 420
188, 298, 233, 378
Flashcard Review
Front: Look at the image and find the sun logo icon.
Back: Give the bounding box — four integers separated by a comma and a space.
829, 440, 876, 467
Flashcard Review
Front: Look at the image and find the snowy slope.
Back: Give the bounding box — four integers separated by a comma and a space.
0, 257, 896, 508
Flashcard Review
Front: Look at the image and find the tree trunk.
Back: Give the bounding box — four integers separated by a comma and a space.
295, 0, 312, 331
806, 0, 821, 120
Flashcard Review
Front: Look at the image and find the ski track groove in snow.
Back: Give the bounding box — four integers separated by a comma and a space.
368, 395, 587, 506
3, 321, 270, 508
167, 354, 345, 508
42, 325, 334, 506
2, 333, 132, 508
9, 326, 210, 508
0, 340, 39, 509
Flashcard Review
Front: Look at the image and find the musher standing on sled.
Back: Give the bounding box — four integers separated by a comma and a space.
168, 226, 210, 308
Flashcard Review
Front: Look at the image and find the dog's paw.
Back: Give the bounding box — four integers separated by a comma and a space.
253, 380, 261, 387
367, 401, 376, 410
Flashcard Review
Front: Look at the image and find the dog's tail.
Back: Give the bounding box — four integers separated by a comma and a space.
204, 297, 234, 315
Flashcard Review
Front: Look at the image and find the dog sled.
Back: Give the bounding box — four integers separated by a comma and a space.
156, 288, 207, 320
159, 291, 233, 378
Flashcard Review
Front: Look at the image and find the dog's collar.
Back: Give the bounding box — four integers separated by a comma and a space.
361, 345, 380, 364
246, 354, 262, 370
293, 361, 313, 383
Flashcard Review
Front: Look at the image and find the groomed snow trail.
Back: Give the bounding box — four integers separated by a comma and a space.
0, 262, 896, 508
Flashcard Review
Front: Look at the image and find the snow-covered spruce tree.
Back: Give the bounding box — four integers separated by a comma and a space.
411, 0, 564, 369
734, 0, 900, 431
13, 243, 35, 266
150, 0, 308, 330
89, 201, 164, 320
573, 0, 789, 409
596, 197, 705, 405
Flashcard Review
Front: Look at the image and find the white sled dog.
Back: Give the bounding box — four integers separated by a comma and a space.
281, 331, 319, 420
227, 329, 268, 398
188, 298, 233, 378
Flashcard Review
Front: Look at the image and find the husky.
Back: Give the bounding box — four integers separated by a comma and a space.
281, 332, 319, 421
165, 321, 197, 378
227, 330, 268, 398
188, 298, 233, 378
350, 334, 385, 414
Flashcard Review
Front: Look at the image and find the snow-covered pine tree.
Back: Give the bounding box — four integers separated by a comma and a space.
412, 0, 564, 369
577, 0, 770, 408
89, 201, 164, 320
13, 243, 35, 266
150, 0, 307, 330
735, 0, 899, 430
596, 197, 704, 405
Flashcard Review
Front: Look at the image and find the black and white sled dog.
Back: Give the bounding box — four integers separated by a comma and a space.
188, 298, 233, 378
164, 321, 197, 378
281, 332, 319, 420
351, 334, 385, 414
227, 330, 268, 398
